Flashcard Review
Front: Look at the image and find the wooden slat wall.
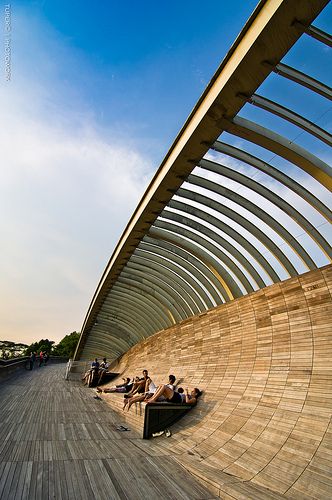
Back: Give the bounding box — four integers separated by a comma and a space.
103, 264, 332, 498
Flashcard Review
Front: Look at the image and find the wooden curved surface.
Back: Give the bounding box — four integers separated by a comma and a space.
106, 264, 332, 498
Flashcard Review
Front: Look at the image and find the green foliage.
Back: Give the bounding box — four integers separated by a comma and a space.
52, 332, 80, 359
0, 340, 28, 359
2, 331, 80, 360
24, 339, 55, 356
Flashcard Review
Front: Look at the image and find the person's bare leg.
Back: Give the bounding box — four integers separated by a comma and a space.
82, 371, 90, 385
96, 386, 115, 393
126, 379, 145, 397
127, 394, 145, 411
146, 385, 174, 403
125, 382, 139, 397
88, 371, 96, 387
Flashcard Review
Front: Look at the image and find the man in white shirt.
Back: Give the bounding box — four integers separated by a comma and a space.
97, 357, 109, 384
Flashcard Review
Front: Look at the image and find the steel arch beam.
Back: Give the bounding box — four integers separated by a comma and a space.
199, 157, 329, 264
119, 269, 191, 318
108, 287, 170, 330
248, 94, 332, 146
121, 264, 196, 316
116, 275, 183, 323
101, 295, 165, 334
98, 312, 151, 344
174, 188, 280, 283
98, 307, 155, 343
186, 175, 300, 277
168, 198, 269, 288
98, 306, 150, 341
83, 330, 132, 358
140, 238, 221, 306
92, 324, 132, 348
155, 210, 253, 295
212, 141, 332, 223
134, 247, 211, 310
227, 116, 332, 191
128, 255, 204, 313
306, 25, 332, 47
111, 282, 173, 327
274, 62, 332, 101
153, 219, 243, 299
146, 230, 229, 303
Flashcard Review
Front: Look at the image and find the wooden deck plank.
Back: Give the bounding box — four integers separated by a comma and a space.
0, 363, 216, 499
21, 461, 33, 500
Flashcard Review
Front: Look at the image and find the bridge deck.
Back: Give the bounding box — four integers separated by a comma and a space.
0, 364, 215, 500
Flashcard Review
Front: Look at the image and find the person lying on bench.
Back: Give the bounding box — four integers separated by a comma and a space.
96, 376, 134, 393
123, 374, 176, 411
146, 385, 202, 405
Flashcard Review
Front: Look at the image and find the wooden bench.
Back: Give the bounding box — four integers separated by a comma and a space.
99, 391, 194, 438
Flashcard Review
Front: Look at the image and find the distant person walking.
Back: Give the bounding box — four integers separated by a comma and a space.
39, 351, 44, 367
29, 352, 36, 370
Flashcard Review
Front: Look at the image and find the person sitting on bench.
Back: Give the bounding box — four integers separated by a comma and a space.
123, 369, 150, 398
82, 358, 100, 386
97, 357, 110, 384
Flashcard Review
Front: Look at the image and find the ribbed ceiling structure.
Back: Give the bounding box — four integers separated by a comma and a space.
75, 0, 331, 361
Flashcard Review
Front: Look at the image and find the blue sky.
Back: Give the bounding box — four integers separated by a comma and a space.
0, 1, 330, 345
0, 0, 259, 344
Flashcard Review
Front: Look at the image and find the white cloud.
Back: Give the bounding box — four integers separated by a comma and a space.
0, 9, 153, 344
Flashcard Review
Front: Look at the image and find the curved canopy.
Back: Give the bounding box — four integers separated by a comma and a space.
75, 0, 331, 361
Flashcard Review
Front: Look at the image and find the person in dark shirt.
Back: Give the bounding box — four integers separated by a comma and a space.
82, 358, 100, 386
29, 352, 36, 370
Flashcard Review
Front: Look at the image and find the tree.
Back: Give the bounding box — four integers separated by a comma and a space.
0, 340, 28, 359
52, 332, 80, 358
24, 339, 55, 356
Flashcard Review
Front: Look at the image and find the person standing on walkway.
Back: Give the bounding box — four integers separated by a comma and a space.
29, 352, 36, 370
39, 351, 44, 367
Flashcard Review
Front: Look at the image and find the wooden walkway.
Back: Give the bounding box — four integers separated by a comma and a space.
0, 364, 215, 500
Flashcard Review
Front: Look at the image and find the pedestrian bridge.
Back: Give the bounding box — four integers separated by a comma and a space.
71, 0, 331, 498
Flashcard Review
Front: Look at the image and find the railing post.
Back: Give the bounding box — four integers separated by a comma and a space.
65, 359, 72, 380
